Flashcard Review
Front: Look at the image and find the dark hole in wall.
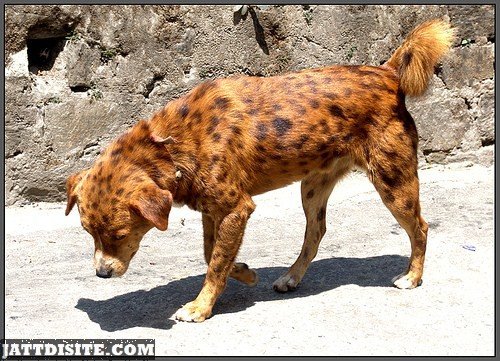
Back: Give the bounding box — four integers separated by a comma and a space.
27, 37, 66, 74
70, 85, 90, 92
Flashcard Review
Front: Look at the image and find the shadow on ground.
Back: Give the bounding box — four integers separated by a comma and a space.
76, 255, 407, 331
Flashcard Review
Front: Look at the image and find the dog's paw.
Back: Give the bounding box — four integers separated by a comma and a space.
174, 301, 211, 323
272, 274, 299, 293
247, 269, 259, 287
231, 263, 259, 287
392, 272, 422, 289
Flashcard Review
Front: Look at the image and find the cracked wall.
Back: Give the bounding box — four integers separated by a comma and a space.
4, 5, 495, 205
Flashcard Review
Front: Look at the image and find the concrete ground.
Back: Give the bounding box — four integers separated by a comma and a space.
5, 163, 494, 356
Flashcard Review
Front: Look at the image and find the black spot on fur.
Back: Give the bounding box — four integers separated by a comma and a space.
306, 189, 314, 199
248, 108, 259, 116
216, 170, 228, 182
317, 208, 326, 221
380, 167, 404, 188
207, 116, 220, 134
116, 188, 124, 196
256, 123, 268, 141
255, 156, 267, 164
382, 148, 398, 159
214, 97, 230, 110
230, 125, 242, 135
401, 51, 413, 71
193, 111, 203, 124
327, 135, 338, 144
329, 105, 345, 118
293, 134, 309, 150
213, 133, 221, 142
307, 79, 317, 87
320, 118, 330, 132
309, 99, 320, 108
180, 104, 189, 119
362, 113, 376, 125
320, 151, 331, 159
317, 143, 328, 152
111, 148, 122, 158
385, 193, 395, 203
343, 132, 354, 142
273, 104, 283, 111
405, 199, 413, 210
211, 155, 220, 165
273, 117, 292, 136
294, 104, 307, 115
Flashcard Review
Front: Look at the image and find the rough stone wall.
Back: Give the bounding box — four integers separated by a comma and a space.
4, 5, 495, 205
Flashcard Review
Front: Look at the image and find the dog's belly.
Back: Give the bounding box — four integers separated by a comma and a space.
248, 151, 350, 196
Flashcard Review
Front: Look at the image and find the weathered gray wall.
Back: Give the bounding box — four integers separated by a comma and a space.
4, 5, 495, 205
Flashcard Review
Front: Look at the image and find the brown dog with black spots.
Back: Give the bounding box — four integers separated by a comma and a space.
66, 19, 455, 322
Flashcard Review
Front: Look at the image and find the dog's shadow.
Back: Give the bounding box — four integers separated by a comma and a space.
76, 255, 407, 331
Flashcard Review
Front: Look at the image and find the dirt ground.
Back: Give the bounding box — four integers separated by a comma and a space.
5, 162, 494, 356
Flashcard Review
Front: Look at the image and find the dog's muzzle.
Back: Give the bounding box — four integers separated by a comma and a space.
95, 267, 113, 278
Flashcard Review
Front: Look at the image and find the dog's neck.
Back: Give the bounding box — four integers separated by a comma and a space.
147, 99, 202, 210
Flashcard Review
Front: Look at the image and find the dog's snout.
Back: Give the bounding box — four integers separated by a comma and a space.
96, 267, 113, 278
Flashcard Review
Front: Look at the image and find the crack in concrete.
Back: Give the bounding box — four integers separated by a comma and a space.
303, 35, 336, 57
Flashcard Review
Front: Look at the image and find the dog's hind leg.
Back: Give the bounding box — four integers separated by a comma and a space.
366, 140, 429, 289
203, 213, 258, 287
273, 160, 352, 292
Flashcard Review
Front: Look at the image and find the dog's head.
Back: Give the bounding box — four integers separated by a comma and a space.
65, 120, 177, 278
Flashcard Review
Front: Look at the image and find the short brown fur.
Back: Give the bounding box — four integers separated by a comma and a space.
66, 19, 454, 322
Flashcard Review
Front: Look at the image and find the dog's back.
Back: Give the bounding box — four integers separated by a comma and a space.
148, 20, 455, 197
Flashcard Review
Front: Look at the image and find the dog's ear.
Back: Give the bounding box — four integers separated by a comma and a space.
130, 185, 173, 231
65, 170, 88, 216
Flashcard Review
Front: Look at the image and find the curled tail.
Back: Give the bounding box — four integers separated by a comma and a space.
385, 19, 456, 96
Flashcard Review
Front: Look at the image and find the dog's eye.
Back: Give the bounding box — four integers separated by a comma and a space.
113, 234, 127, 241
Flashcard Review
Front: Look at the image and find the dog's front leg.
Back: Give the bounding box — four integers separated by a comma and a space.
203, 213, 258, 286
175, 197, 255, 322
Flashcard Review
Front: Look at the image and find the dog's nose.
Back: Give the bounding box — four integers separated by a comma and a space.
96, 267, 113, 278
